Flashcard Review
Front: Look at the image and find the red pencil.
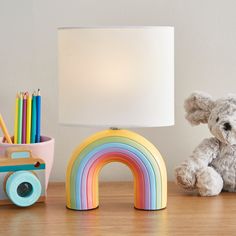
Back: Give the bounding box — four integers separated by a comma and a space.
22, 92, 27, 144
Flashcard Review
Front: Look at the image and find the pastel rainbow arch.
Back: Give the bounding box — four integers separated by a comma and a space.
66, 129, 167, 211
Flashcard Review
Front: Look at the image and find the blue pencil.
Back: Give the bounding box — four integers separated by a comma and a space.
36, 89, 41, 143
31, 92, 37, 143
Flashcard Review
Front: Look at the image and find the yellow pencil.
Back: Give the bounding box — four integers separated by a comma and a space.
14, 93, 19, 144
0, 113, 12, 144
26, 93, 32, 144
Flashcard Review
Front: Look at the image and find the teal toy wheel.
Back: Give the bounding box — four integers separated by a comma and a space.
6, 171, 42, 207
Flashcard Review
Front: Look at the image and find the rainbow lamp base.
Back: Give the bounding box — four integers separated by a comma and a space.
66, 129, 167, 211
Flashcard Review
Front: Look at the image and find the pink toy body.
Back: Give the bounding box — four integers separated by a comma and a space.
0, 136, 54, 188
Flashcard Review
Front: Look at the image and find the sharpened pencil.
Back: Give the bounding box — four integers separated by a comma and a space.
0, 113, 12, 144
31, 91, 37, 143
17, 93, 23, 144
14, 93, 19, 144
36, 89, 41, 143
22, 93, 27, 144
26, 93, 32, 144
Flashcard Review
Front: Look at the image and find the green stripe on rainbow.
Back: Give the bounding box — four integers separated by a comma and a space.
66, 129, 167, 211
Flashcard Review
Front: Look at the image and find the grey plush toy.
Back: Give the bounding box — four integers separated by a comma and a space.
175, 91, 236, 196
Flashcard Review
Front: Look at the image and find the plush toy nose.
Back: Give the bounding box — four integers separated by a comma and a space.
223, 122, 232, 131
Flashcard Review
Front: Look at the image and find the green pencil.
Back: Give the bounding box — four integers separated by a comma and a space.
31, 92, 37, 143
17, 92, 23, 144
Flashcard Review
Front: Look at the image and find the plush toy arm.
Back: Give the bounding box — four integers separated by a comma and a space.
175, 137, 220, 190
190, 137, 220, 169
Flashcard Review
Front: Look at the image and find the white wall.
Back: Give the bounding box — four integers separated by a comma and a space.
1, 0, 236, 182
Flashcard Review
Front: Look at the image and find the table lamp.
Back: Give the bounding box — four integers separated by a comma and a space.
58, 27, 174, 211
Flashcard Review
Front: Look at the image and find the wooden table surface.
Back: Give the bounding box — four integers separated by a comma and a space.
0, 182, 236, 235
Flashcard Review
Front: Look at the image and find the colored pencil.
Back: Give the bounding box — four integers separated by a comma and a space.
17, 93, 23, 144
22, 93, 27, 144
31, 92, 37, 143
26, 93, 32, 144
36, 89, 41, 143
14, 93, 19, 144
0, 113, 12, 144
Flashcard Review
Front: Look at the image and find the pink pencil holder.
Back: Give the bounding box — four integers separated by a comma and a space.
0, 136, 54, 189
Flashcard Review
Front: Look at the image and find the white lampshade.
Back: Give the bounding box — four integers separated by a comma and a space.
58, 27, 174, 127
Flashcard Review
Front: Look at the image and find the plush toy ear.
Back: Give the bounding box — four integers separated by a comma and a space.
184, 91, 215, 125
217, 94, 236, 106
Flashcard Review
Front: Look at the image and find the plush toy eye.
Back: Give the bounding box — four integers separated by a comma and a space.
216, 117, 219, 122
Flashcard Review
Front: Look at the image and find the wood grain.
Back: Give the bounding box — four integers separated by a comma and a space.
0, 182, 235, 235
